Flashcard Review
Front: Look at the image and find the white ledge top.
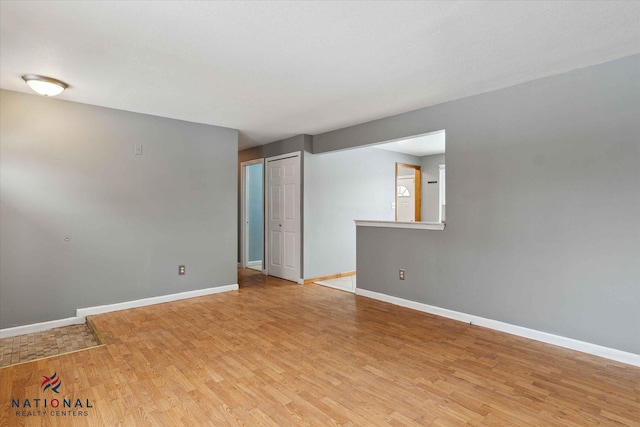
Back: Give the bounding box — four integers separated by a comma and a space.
355, 220, 445, 230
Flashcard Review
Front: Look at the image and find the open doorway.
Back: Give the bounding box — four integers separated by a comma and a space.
241, 160, 264, 271
304, 129, 445, 292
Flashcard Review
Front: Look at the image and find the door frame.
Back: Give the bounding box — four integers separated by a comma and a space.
240, 158, 265, 270
438, 163, 446, 223
264, 151, 302, 283
395, 162, 421, 222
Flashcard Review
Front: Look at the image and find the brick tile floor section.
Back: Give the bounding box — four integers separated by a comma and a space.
0, 324, 101, 367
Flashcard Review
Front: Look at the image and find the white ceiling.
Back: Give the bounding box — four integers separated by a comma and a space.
1, 1, 639, 150
374, 130, 446, 157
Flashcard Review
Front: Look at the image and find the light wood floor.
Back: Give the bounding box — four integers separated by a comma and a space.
1, 269, 638, 426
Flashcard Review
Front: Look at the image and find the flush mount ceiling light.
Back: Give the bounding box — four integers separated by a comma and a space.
21, 74, 68, 96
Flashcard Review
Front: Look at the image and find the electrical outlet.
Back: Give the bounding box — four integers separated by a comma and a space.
134, 144, 143, 155
399, 269, 405, 280
179, 265, 185, 275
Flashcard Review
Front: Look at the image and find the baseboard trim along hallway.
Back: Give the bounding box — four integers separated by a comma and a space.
355, 288, 640, 367
303, 270, 356, 285
0, 284, 239, 339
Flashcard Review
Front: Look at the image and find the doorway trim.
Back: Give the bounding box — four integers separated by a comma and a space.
438, 163, 446, 223
240, 158, 265, 270
264, 151, 302, 283
395, 162, 422, 222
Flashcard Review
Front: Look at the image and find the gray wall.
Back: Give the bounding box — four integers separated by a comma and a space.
239, 134, 310, 164
247, 163, 263, 262
315, 55, 640, 354
420, 153, 445, 222
0, 90, 238, 329
304, 147, 420, 279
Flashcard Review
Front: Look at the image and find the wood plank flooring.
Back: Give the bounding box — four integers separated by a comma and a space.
1, 268, 638, 426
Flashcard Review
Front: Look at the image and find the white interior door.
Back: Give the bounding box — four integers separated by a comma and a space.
397, 177, 416, 222
266, 154, 300, 282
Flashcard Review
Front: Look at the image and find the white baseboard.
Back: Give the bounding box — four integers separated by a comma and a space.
0, 317, 85, 339
355, 288, 640, 367
247, 261, 262, 267
77, 284, 239, 318
0, 284, 239, 339
315, 281, 355, 293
